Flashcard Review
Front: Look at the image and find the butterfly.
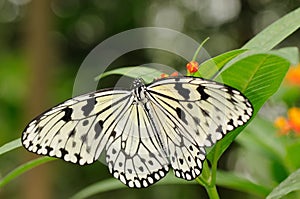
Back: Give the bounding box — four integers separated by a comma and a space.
22, 76, 253, 188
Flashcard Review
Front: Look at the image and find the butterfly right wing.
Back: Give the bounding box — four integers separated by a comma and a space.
22, 89, 133, 165
145, 76, 253, 180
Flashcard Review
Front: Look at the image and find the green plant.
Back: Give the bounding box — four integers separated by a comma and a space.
1, 7, 300, 199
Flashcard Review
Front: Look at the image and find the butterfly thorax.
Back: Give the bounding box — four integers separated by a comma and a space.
132, 78, 148, 103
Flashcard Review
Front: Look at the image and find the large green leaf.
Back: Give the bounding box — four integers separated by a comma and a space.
219, 54, 290, 108
269, 47, 299, 66
207, 54, 290, 161
194, 49, 247, 78
243, 7, 300, 51
266, 169, 300, 199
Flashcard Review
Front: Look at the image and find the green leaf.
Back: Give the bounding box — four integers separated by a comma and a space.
70, 173, 194, 199
266, 169, 300, 199
243, 7, 300, 51
95, 66, 163, 84
221, 47, 298, 74
194, 49, 247, 79
70, 178, 125, 199
219, 54, 290, 109
208, 54, 290, 161
70, 169, 271, 199
217, 170, 271, 197
285, 141, 300, 171
0, 138, 22, 156
0, 157, 55, 188
269, 47, 299, 66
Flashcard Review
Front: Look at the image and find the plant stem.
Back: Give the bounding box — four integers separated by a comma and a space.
210, 143, 221, 185
206, 185, 220, 199
192, 37, 210, 61
196, 161, 221, 199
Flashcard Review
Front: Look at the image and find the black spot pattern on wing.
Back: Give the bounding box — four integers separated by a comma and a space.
197, 85, 209, 100
94, 120, 104, 139
176, 107, 188, 125
61, 107, 73, 122
81, 98, 97, 116
174, 83, 190, 99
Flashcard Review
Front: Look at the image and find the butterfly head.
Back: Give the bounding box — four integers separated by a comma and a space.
132, 78, 145, 89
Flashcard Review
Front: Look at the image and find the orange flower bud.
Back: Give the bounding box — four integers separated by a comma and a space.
186, 61, 199, 73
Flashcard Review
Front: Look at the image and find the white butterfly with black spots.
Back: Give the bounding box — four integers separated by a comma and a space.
22, 76, 253, 188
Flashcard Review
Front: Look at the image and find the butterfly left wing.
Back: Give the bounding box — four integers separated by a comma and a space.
145, 76, 253, 180
22, 89, 134, 165
22, 87, 170, 188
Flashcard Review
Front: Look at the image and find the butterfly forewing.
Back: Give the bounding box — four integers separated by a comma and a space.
147, 77, 252, 146
22, 76, 253, 188
22, 90, 133, 165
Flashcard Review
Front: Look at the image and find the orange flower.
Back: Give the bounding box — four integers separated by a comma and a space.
170, 71, 179, 76
160, 73, 169, 78
288, 107, 300, 134
286, 64, 300, 85
160, 71, 179, 79
186, 61, 199, 73
275, 107, 300, 136
274, 117, 291, 135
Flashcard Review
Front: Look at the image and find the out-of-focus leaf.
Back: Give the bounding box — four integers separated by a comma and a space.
243, 7, 300, 51
266, 169, 300, 199
70, 173, 194, 199
95, 66, 162, 84
0, 157, 55, 188
217, 170, 271, 197
236, 117, 285, 163
0, 139, 21, 156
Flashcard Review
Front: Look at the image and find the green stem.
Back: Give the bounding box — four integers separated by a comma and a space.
196, 161, 220, 199
210, 143, 221, 185
0, 157, 55, 188
192, 37, 210, 61
206, 185, 220, 199
195, 176, 207, 186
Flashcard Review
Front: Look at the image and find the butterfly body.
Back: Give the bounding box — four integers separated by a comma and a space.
22, 76, 253, 188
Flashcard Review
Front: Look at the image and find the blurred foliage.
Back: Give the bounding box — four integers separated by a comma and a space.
0, 0, 300, 199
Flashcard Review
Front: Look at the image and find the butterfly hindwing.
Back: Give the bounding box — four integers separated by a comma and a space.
106, 102, 169, 188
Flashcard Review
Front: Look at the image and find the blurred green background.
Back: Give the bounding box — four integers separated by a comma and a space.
0, 0, 299, 198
